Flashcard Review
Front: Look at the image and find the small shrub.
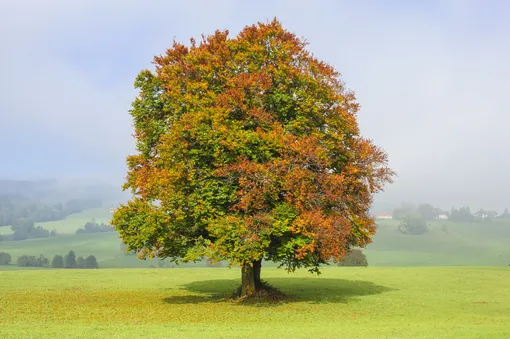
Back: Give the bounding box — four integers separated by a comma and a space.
398, 216, 428, 235
337, 249, 368, 267
0, 252, 11, 265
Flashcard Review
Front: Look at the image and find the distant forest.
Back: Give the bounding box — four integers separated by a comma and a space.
0, 195, 102, 226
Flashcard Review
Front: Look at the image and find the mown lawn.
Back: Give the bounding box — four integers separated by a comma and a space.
1, 267, 509, 338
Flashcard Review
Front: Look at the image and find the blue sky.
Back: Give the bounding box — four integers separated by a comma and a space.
1, 0, 509, 209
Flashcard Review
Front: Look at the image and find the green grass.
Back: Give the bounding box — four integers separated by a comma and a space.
0, 267, 509, 338
2, 216, 510, 269
0, 225, 11, 235
365, 219, 510, 266
37, 207, 113, 234
0, 207, 113, 236
0, 233, 121, 263
0, 232, 220, 269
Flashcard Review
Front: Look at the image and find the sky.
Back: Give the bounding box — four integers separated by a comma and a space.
1, 0, 509, 211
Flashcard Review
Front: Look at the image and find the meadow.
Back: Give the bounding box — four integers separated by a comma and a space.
0, 207, 113, 236
0, 267, 509, 338
2, 213, 510, 268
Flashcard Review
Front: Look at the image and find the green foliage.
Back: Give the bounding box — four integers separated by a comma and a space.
417, 203, 436, 220
16, 254, 49, 267
76, 256, 85, 269
398, 215, 428, 235
9, 218, 52, 240
113, 20, 393, 284
65, 250, 77, 268
392, 202, 415, 220
0, 252, 11, 265
76, 220, 114, 234
84, 255, 99, 269
51, 255, 64, 268
0, 195, 102, 227
449, 207, 473, 222
337, 249, 368, 266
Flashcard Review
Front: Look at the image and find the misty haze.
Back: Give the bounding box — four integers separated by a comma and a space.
1, 1, 509, 338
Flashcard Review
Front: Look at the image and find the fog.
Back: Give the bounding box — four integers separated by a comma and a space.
1, 0, 509, 211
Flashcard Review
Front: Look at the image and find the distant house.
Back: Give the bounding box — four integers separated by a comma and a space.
434, 209, 449, 220
474, 209, 497, 219
374, 212, 393, 220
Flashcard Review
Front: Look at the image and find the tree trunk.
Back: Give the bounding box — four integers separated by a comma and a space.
241, 262, 256, 297
253, 259, 262, 290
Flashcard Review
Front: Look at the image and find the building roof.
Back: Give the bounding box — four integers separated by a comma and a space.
374, 212, 392, 217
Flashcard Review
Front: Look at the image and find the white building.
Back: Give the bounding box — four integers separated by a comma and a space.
374, 212, 393, 220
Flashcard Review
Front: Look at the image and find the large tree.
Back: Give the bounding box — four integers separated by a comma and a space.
112, 19, 393, 297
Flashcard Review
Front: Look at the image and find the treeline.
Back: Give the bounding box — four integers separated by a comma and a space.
76, 220, 114, 234
0, 251, 99, 269
393, 203, 510, 223
0, 218, 57, 241
0, 195, 102, 226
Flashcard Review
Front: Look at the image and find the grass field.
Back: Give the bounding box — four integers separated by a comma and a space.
0, 207, 113, 236
0, 267, 509, 338
364, 219, 510, 266
2, 215, 510, 269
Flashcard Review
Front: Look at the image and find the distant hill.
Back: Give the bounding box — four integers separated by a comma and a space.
0, 179, 128, 205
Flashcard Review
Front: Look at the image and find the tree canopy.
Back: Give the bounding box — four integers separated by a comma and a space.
112, 19, 393, 297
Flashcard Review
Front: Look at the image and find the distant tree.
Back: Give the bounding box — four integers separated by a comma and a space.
17, 255, 33, 267
76, 220, 114, 234
337, 249, 368, 266
36, 254, 49, 267
11, 218, 34, 240
0, 252, 11, 265
76, 256, 85, 269
84, 255, 99, 269
398, 215, 428, 235
449, 206, 473, 222
417, 203, 436, 220
392, 202, 415, 220
16, 254, 47, 267
65, 250, 77, 268
500, 208, 510, 219
51, 255, 64, 268
0, 195, 67, 226
30, 225, 50, 238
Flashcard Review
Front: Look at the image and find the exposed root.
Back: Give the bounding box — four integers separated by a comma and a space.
231, 280, 288, 302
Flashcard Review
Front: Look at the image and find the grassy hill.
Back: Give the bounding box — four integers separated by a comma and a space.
1, 212, 510, 268
366, 219, 510, 266
0, 207, 113, 236
1, 267, 509, 338
39, 207, 113, 234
